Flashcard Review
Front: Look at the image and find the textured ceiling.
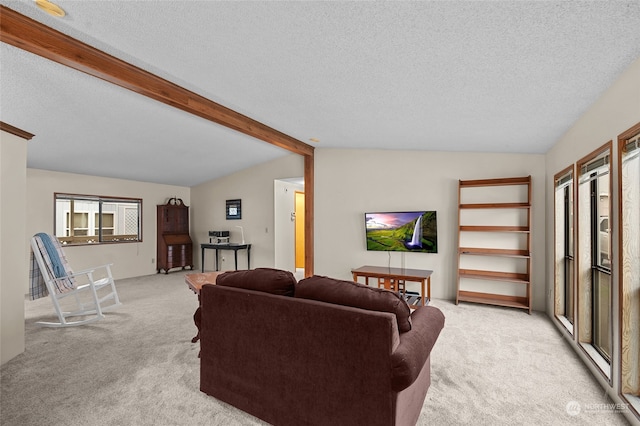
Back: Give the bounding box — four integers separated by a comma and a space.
1, 1, 639, 186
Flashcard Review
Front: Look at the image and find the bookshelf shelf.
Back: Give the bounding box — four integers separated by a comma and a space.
456, 176, 532, 313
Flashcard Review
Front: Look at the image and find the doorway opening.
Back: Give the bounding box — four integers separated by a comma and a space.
295, 191, 305, 270
274, 178, 304, 279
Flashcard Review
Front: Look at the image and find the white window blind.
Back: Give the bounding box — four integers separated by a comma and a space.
579, 153, 610, 185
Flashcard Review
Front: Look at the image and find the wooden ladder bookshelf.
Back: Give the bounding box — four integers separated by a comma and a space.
456, 176, 532, 313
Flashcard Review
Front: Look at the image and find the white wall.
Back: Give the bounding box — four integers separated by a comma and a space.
26, 169, 190, 282
544, 56, 640, 425
190, 154, 303, 272
1, 130, 28, 365
313, 148, 546, 310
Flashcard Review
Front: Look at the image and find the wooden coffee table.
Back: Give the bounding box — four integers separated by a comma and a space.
185, 271, 226, 344
185, 271, 225, 294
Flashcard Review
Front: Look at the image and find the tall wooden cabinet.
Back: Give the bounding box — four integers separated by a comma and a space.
456, 176, 532, 313
157, 198, 193, 274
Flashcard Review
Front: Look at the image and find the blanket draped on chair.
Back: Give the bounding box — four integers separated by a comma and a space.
37, 232, 66, 278
29, 234, 75, 300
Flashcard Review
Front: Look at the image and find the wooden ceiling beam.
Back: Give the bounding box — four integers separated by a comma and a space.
0, 5, 314, 157
1, 5, 315, 276
0, 121, 35, 140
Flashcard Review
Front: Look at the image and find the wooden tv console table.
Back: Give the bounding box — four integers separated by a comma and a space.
351, 265, 432, 308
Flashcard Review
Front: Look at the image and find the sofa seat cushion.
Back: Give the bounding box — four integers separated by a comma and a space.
216, 268, 296, 297
295, 275, 412, 332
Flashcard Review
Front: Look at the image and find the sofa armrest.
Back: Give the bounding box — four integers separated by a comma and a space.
390, 305, 445, 392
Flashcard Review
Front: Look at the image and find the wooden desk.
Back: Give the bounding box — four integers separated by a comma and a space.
200, 243, 251, 272
351, 265, 432, 308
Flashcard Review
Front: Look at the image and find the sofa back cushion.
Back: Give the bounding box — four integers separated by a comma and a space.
295, 275, 412, 332
216, 268, 296, 297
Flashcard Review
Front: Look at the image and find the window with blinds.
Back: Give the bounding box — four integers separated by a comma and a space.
554, 166, 575, 334
576, 143, 613, 377
618, 123, 640, 416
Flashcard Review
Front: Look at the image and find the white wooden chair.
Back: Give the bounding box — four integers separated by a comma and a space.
29, 233, 122, 327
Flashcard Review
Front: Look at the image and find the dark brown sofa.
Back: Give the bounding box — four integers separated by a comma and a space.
199, 268, 445, 426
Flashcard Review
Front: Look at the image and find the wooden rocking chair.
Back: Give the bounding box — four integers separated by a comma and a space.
29, 233, 122, 327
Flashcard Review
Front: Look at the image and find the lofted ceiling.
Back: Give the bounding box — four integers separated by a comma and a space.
1, 1, 639, 187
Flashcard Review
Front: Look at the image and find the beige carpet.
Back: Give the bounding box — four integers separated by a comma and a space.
0, 271, 631, 426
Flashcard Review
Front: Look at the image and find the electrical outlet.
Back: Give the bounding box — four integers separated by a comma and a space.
222, 256, 226, 262
151, 258, 155, 264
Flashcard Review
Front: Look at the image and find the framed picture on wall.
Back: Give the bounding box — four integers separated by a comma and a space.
226, 199, 242, 220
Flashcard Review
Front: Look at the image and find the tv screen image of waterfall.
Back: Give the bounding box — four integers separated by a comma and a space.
364, 211, 438, 253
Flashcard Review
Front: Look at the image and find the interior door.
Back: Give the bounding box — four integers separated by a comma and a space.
295, 191, 305, 269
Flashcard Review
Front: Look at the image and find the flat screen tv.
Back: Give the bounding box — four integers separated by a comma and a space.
365, 211, 438, 253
